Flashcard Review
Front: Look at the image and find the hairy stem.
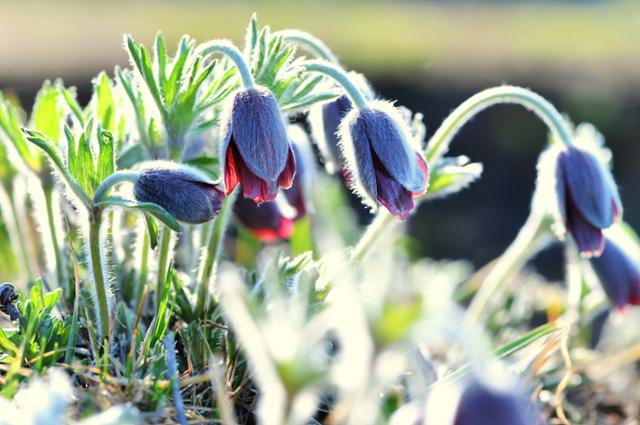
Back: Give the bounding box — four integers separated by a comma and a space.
275, 29, 338, 63
93, 170, 140, 203
465, 212, 554, 323
197, 40, 255, 89
350, 211, 394, 263
196, 189, 238, 317
302, 61, 368, 109
427, 85, 573, 164
88, 209, 110, 340
156, 227, 173, 312
43, 185, 64, 287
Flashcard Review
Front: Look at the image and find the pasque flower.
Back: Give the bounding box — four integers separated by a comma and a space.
339, 100, 429, 220
554, 144, 621, 257
134, 161, 224, 224
589, 237, 640, 309
220, 87, 296, 203
314, 94, 351, 174
234, 129, 313, 242
451, 378, 537, 425
234, 197, 294, 243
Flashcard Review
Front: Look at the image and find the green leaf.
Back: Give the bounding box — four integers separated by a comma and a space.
96, 128, 115, 186
423, 156, 483, 200
95, 196, 182, 232
0, 93, 41, 171
57, 83, 85, 126
23, 128, 91, 206
144, 213, 159, 249
30, 80, 64, 143
429, 321, 564, 388
0, 328, 18, 357
185, 155, 220, 180
91, 72, 116, 132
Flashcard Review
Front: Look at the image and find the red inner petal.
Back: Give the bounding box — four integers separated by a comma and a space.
224, 145, 240, 195
277, 146, 296, 190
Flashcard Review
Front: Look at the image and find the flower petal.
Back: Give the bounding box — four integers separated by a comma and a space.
363, 107, 426, 193
277, 146, 296, 190
375, 162, 414, 220
590, 238, 640, 308
231, 88, 290, 181
566, 199, 605, 258
234, 198, 293, 242
559, 146, 615, 229
347, 115, 378, 204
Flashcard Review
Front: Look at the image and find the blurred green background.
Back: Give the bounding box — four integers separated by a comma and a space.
1, 0, 638, 274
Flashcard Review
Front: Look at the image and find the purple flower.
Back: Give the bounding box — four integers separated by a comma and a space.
314, 95, 352, 174
220, 87, 296, 204
234, 197, 294, 243
590, 237, 640, 309
555, 145, 621, 257
283, 127, 315, 220
134, 162, 224, 224
339, 101, 429, 219
452, 378, 538, 425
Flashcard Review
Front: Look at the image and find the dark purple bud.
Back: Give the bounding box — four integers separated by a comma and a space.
589, 237, 640, 309
452, 378, 538, 425
315, 95, 352, 174
556, 145, 621, 257
234, 197, 294, 243
220, 87, 296, 204
134, 161, 225, 224
339, 101, 429, 219
284, 126, 315, 220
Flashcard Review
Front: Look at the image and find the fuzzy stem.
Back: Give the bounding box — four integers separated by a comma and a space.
0, 184, 34, 281
93, 171, 140, 203
427, 85, 573, 164
350, 211, 394, 263
156, 227, 172, 312
302, 61, 368, 109
197, 40, 255, 89
275, 29, 338, 63
88, 209, 110, 340
465, 212, 553, 323
137, 227, 150, 309
43, 186, 64, 286
196, 189, 238, 317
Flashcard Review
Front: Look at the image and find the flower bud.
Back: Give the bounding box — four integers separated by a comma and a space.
339, 101, 429, 219
284, 126, 315, 220
589, 237, 640, 309
134, 161, 224, 224
555, 145, 621, 257
234, 197, 294, 243
452, 379, 538, 425
220, 87, 296, 204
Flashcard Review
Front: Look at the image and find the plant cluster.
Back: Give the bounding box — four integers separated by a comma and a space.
0, 15, 638, 425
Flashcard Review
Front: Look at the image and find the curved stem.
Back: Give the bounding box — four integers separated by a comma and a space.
427, 85, 573, 164
275, 29, 338, 63
197, 40, 255, 89
302, 61, 368, 109
196, 188, 238, 317
88, 210, 111, 340
350, 210, 394, 263
93, 171, 140, 203
464, 212, 554, 323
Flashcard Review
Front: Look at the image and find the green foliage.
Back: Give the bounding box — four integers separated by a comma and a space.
246, 16, 340, 111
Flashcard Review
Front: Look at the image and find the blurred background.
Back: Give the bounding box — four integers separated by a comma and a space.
1, 0, 638, 276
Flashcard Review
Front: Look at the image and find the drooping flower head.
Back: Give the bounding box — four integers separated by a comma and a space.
134, 161, 224, 224
589, 237, 640, 309
234, 126, 314, 242
220, 87, 296, 204
310, 72, 373, 174
339, 101, 429, 220
538, 124, 622, 258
